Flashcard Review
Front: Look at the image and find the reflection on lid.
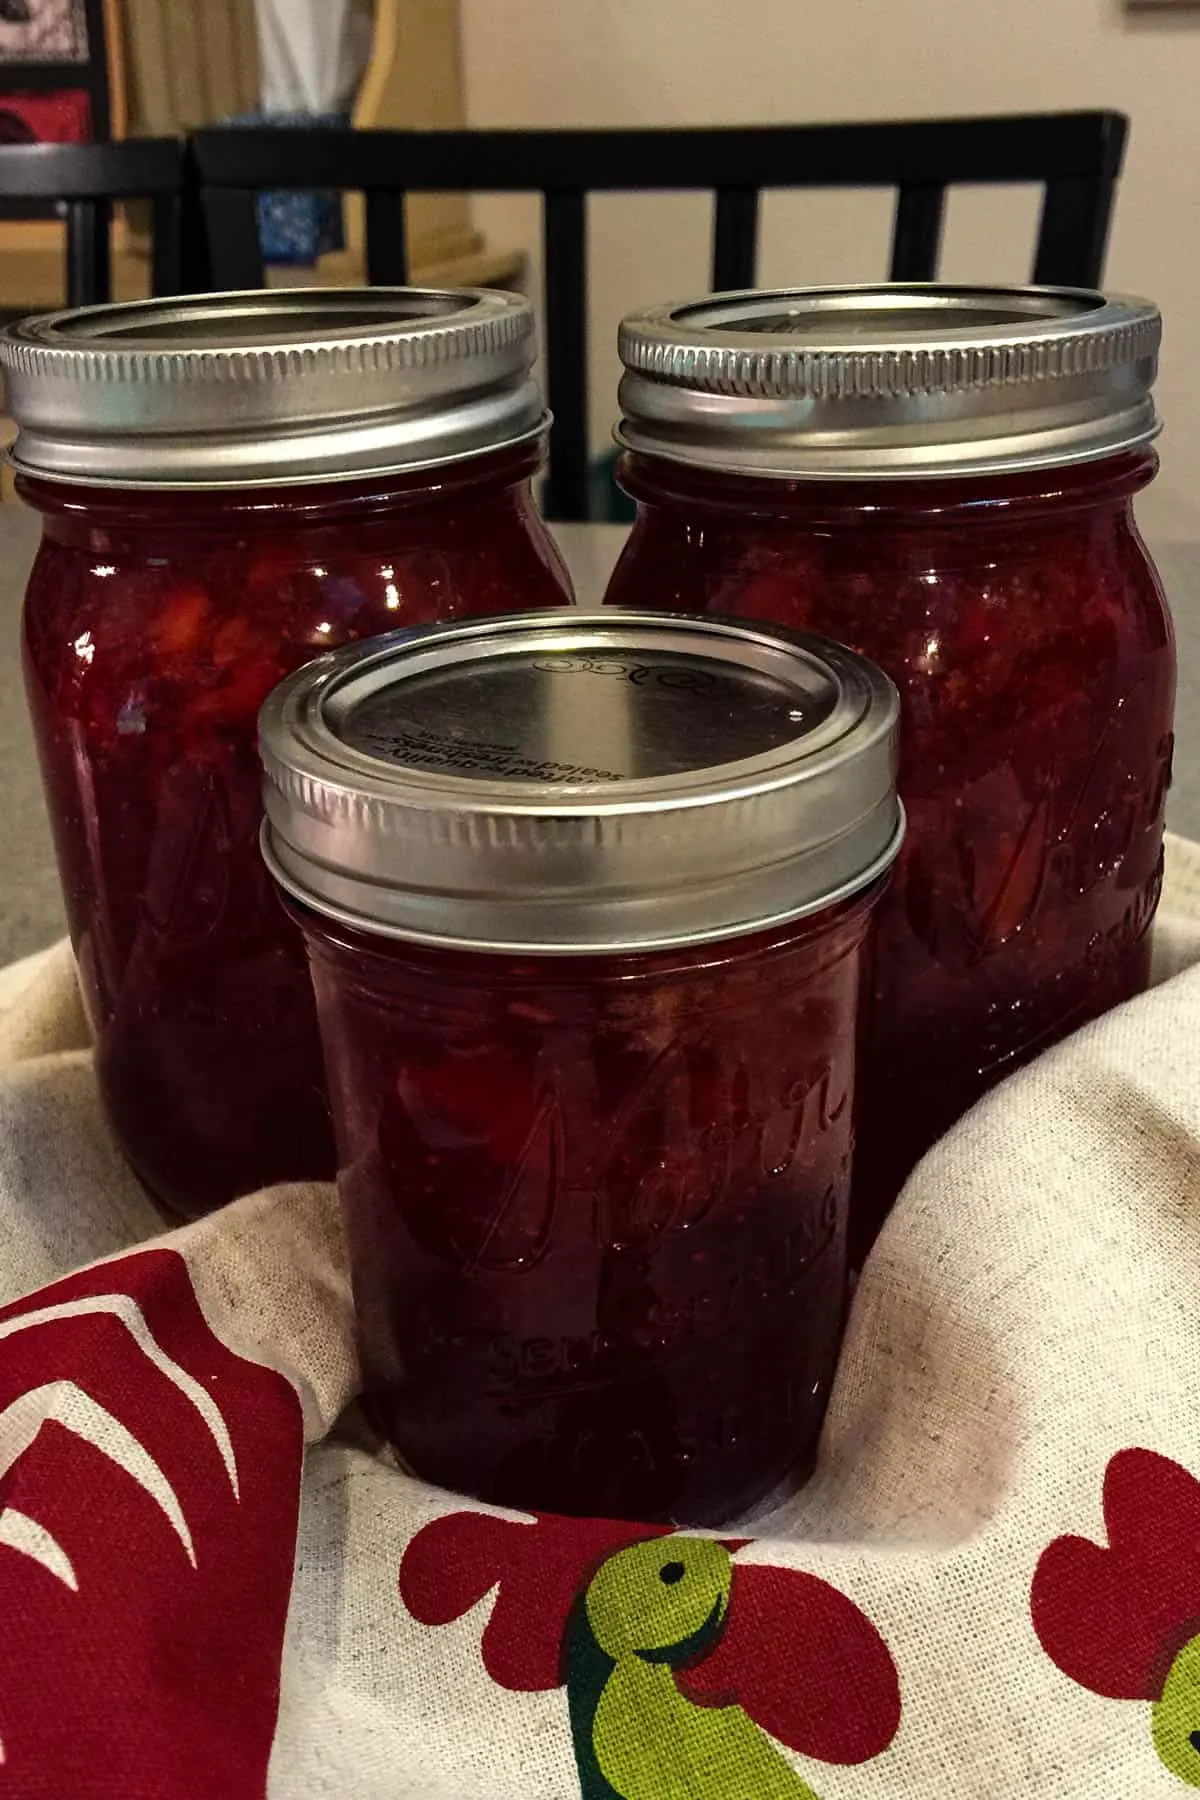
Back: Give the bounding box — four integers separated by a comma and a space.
54, 289, 474, 347
672, 286, 1098, 340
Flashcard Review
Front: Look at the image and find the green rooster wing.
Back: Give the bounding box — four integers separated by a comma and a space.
1153, 1633, 1200, 1787
564, 1536, 819, 1800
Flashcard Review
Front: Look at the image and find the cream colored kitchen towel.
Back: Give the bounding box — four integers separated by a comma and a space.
1, 836, 1200, 1798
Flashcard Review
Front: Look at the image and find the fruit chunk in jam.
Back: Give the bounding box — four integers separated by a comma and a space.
299, 894, 879, 1525
20, 450, 572, 1217
605, 450, 1175, 1258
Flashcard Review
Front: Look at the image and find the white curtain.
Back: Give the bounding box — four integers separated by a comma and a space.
253, 0, 373, 115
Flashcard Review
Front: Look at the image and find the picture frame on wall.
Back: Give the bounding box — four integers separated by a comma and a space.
0, 0, 88, 62
0, 0, 105, 199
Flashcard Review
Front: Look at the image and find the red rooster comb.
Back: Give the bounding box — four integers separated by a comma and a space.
399, 1510, 668, 1690
399, 1508, 901, 1764
1031, 1448, 1200, 1700
678, 1557, 900, 1763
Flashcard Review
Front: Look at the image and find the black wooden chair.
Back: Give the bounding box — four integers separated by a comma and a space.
0, 138, 187, 306
188, 112, 1129, 521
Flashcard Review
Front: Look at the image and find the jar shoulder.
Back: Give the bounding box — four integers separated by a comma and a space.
607, 502, 1173, 680
22, 506, 572, 707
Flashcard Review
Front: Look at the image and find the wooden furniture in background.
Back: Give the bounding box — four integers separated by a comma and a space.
189, 110, 1130, 521
124, 0, 509, 288
320, 0, 516, 289
111, 0, 257, 286
347, 0, 476, 277
0, 136, 184, 302
0, 0, 134, 306
0, 0, 512, 306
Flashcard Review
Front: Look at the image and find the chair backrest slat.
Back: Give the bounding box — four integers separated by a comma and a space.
1033, 174, 1118, 288
196, 183, 263, 290
890, 182, 947, 282
712, 188, 760, 292
180, 112, 1132, 520
150, 190, 183, 299
65, 197, 110, 307
542, 189, 589, 525
364, 190, 409, 287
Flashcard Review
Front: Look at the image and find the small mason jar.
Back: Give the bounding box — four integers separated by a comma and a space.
1, 288, 572, 1218
606, 285, 1176, 1259
260, 609, 901, 1524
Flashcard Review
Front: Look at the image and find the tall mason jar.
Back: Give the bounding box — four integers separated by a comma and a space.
605, 286, 1175, 1259
1, 288, 572, 1217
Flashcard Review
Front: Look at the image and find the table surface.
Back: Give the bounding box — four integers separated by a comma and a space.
0, 509, 1196, 966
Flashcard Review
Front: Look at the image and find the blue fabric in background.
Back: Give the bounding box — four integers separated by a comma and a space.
217, 111, 348, 264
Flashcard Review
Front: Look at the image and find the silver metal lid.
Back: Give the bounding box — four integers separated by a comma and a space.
616, 284, 1161, 479
0, 287, 547, 488
259, 609, 902, 953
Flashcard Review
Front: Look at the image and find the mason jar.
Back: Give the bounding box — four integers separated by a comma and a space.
260, 609, 901, 1523
606, 285, 1175, 1259
1, 288, 572, 1218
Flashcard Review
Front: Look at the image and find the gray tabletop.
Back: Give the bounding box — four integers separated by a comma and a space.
0, 508, 1196, 966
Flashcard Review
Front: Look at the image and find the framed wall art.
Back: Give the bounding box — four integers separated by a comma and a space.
0, 0, 89, 64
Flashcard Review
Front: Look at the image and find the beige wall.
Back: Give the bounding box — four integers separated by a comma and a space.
460, 0, 1200, 545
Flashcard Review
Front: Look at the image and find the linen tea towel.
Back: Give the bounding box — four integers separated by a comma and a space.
1, 839, 1200, 1795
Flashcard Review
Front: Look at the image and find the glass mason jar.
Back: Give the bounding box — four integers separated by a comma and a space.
1, 288, 572, 1219
606, 286, 1175, 1262
260, 610, 902, 1524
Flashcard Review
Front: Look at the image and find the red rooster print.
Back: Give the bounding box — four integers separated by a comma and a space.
0, 1248, 303, 1798
1032, 1447, 1200, 1785
400, 1508, 900, 1800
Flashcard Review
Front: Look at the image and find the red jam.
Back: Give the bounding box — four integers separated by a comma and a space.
19, 449, 572, 1217
298, 894, 878, 1524
606, 451, 1175, 1258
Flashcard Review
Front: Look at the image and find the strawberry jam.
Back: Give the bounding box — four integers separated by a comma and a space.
302, 899, 878, 1524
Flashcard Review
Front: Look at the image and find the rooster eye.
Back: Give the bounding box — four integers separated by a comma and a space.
1189, 1732, 1200, 1753
659, 1561, 685, 1586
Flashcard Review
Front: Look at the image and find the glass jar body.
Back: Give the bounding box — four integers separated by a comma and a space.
297, 893, 879, 1525
606, 451, 1175, 1259
20, 448, 572, 1218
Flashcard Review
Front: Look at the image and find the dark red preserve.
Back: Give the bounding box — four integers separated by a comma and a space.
260, 610, 902, 1523
607, 285, 1175, 1259
1, 288, 571, 1217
